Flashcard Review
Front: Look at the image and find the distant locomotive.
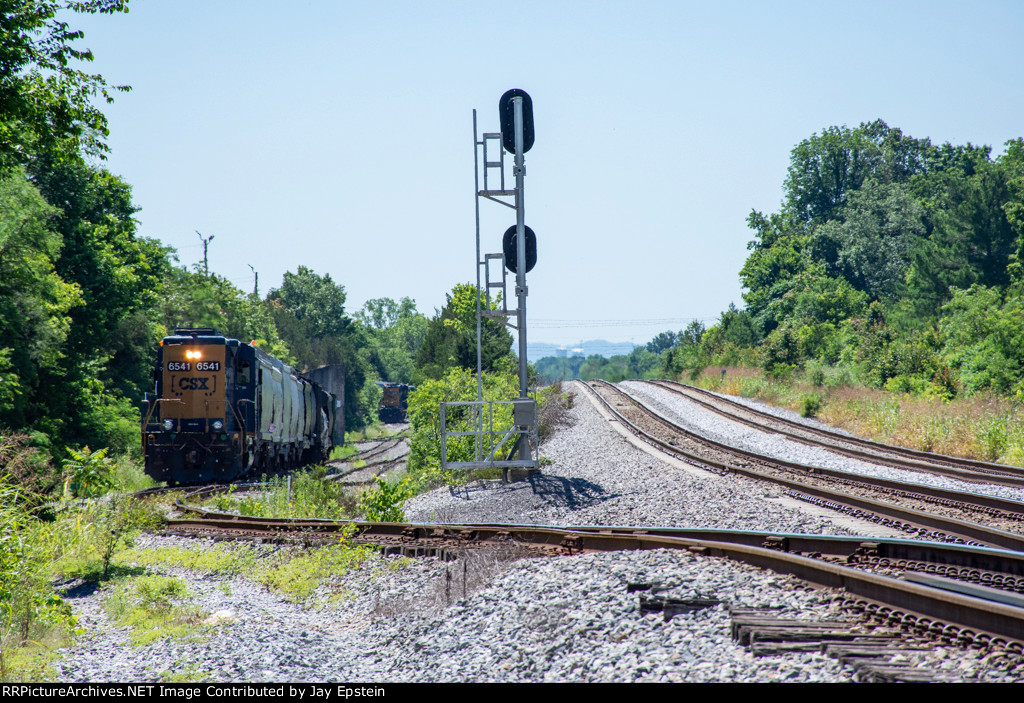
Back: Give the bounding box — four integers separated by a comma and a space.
142, 328, 341, 484
376, 382, 413, 423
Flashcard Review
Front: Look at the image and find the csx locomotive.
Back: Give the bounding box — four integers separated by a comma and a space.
376, 381, 413, 423
142, 328, 341, 484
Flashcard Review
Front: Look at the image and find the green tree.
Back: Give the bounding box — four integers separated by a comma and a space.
811, 180, 925, 300
0, 0, 130, 176
267, 267, 376, 429
356, 296, 418, 329
358, 297, 429, 385
645, 330, 679, 354
784, 120, 929, 228
0, 169, 81, 429
625, 346, 660, 379
739, 210, 811, 329
716, 303, 760, 347
998, 139, 1024, 286
159, 264, 292, 362
29, 156, 168, 401
415, 283, 515, 381
940, 285, 1024, 396
578, 354, 628, 382
907, 161, 1017, 316
273, 265, 348, 338
661, 320, 708, 378
16, 157, 169, 453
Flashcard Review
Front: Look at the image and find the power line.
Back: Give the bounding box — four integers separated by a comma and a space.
531, 317, 718, 329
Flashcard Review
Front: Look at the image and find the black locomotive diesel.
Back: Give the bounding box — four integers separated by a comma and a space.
142, 328, 340, 484
377, 382, 413, 423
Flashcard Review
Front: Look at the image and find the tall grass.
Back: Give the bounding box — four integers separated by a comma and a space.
0, 477, 88, 681
203, 467, 358, 520
691, 367, 1024, 465
0, 436, 168, 681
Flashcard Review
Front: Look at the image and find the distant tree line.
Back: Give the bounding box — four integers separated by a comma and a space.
537, 120, 1024, 399
668, 121, 1024, 398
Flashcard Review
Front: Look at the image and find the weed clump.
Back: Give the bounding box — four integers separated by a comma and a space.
201, 467, 358, 520
799, 393, 824, 418
102, 575, 206, 647
537, 382, 576, 444
257, 537, 373, 602
359, 476, 413, 522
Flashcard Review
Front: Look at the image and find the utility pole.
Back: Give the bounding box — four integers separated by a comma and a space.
248, 264, 259, 298
196, 230, 214, 276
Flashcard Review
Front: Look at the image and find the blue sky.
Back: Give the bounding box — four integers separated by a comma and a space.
71, 0, 1024, 347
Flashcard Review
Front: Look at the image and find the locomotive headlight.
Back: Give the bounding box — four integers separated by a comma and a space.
162, 418, 174, 430
185, 350, 202, 359
212, 420, 224, 430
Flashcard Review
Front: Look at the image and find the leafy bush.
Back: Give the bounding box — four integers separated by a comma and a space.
406, 366, 519, 489
62, 446, 114, 498
0, 432, 55, 500
807, 364, 826, 387
799, 393, 824, 418
0, 477, 81, 681
359, 476, 413, 522
203, 469, 357, 520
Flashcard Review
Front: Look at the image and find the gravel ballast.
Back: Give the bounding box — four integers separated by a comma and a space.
52, 381, 1024, 683
620, 380, 1024, 504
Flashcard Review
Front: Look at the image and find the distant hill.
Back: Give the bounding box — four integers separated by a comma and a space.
527, 340, 638, 363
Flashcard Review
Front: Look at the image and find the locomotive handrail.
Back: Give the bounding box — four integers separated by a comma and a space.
234, 399, 253, 468
141, 398, 183, 441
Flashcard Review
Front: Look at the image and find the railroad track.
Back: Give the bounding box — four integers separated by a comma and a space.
146, 404, 1024, 681
324, 432, 410, 485
581, 380, 1024, 551
328, 452, 410, 485
161, 505, 1024, 656
641, 379, 1024, 485
133, 433, 412, 499
337, 432, 410, 465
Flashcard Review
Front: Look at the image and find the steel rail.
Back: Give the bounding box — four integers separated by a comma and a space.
648, 379, 1024, 481
581, 380, 1024, 552
331, 433, 410, 466
171, 500, 1024, 577
613, 382, 1024, 517
161, 509, 1024, 649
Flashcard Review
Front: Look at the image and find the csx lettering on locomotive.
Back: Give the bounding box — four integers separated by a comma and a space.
175, 376, 213, 391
